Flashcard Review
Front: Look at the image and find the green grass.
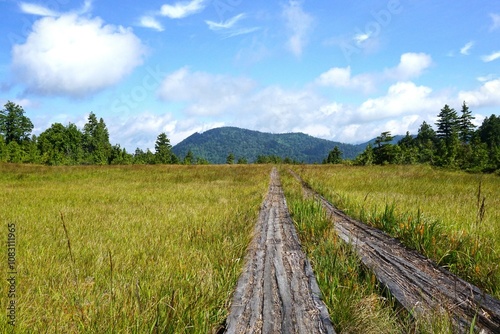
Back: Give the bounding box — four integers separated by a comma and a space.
290, 164, 500, 298
2, 163, 496, 333
0, 164, 271, 333
279, 169, 457, 333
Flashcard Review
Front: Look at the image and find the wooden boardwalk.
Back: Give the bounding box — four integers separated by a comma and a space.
225, 168, 335, 334
291, 169, 500, 334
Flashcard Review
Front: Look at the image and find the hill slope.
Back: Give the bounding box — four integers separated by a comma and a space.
172, 127, 368, 164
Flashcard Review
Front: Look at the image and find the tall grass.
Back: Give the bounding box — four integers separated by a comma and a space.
291, 165, 500, 298
279, 169, 455, 333
0, 164, 271, 333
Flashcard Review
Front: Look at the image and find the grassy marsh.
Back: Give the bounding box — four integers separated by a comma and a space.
0, 164, 271, 333
289, 164, 500, 298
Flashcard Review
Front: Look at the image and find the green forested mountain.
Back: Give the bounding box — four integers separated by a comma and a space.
172, 127, 367, 164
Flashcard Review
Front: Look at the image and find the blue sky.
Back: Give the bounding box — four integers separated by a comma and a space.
1, 0, 499, 151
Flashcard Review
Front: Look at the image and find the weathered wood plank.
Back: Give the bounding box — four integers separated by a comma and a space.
290, 169, 500, 333
225, 168, 335, 334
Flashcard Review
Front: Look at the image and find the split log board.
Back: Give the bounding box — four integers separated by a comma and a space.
225, 168, 335, 334
290, 169, 500, 334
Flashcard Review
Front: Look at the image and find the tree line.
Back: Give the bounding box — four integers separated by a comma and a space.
0, 101, 302, 166
2, 100, 499, 171
325, 102, 500, 173
0, 101, 182, 165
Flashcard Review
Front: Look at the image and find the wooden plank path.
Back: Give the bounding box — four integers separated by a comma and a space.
290, 169, 500, 334
225, 168, 335, 334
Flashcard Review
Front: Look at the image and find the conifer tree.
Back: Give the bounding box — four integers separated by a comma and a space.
435, 104, 459, 142
458, 101, 475, 143
155, 132, 173, 164
324, 146, 342, 164
83, 112, 112, 164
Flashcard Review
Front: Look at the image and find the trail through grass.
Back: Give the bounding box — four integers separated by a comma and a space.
280, 169, 457, 333
290, 165, 500, 298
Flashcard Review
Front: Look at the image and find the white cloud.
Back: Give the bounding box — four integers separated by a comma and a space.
206, 13, 245, 30
223, 27, 260, 38
490, 13, 500, 31
229, 82, 442, 144
354, 32, 371, 45
160, 0, 205, 19
139, 16, 164, 31
12, 14, 146, 98
316, 52, 431, 93
477, 74, 496, 82
19, 2, 59, 16
241, 86, 325, 133
358, 82, 441, 122
106, 111, 225, 150
317, 67, 352, 86
458, 79, 500, 108
0, 98, 36, 109
19, 0, 93, 17
292, 124, 332, 137
385, 52, 432, 80
138, 0, 206, 32
460, 41, 474, 55
144, 64, 456, 149
205, 13, 259, 38
282, 0, 314, 57
157, 67, 256, 116
316, 66, 375, 93
319, 102, 344, 116
481, 51, 500, 62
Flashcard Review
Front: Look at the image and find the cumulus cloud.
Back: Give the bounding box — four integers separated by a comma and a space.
481, 51, 500, 63
385, 52, 432, 80
282, 0, 314, 57
157, 67, 256, 116
316, 66, 375, 93
160, 0, 206, 19
230, 81, 443, 144
112, 75, 450, 150
239, 86, 325, 133
316, 52, 432, 93
357, 82, 442, 122
460, 41, 474, 55
103, 111, 225, 150
12, 14, 146, 98
141, 62, 452, 150
458, 79, 500, 108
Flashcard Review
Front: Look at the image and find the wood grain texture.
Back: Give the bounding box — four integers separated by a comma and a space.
225, 168, 335, 334
290, 169, 500, 334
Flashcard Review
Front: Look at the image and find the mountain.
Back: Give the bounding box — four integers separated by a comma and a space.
172, 127, 370, 164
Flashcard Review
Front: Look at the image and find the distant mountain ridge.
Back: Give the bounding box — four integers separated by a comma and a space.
172, 126, 391, 164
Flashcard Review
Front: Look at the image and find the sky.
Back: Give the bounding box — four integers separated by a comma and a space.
1, 0, 500, 151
